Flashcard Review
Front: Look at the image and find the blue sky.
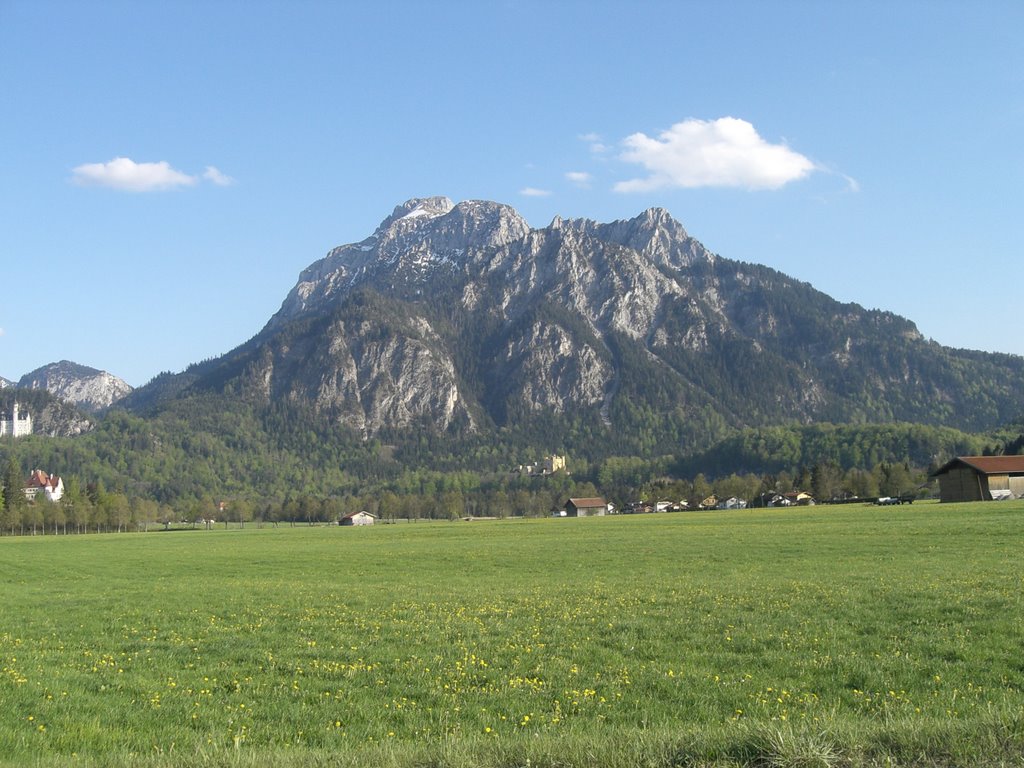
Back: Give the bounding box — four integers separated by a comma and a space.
2, 1, 1022, 388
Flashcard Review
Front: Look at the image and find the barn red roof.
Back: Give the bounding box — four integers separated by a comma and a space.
931, 456, 1024, 477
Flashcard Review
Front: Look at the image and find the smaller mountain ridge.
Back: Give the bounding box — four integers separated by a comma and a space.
0, 376, 12, 388
18, 360, 133, 413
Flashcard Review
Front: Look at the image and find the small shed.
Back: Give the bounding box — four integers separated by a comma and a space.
930, 456, 1024, 502
340, 510, 377, 526
565, 497, 608, 517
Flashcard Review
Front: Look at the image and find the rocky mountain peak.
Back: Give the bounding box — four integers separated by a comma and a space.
375, 196, 455, 232
638, 206, 675, 224
376, 197, 529, 248
269, 197, 532, 328
539, 207, 709, 272
17, 360, 133, 413
443, 200, 531, 248
609, 207, 711, 270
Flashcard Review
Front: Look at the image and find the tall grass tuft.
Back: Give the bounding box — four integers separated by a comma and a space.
751, 724, 839, 768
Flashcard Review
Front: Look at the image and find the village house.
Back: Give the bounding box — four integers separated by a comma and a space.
340, 510, 377, 526
624, 501, 653, 514
783, 490, 815, 506
565, 497, 608, 517
0, 402, 32, 438
716, 496, 747, 510
755, 492, 787, 507
24, 469, 64, 502
930, 456, 1024, 502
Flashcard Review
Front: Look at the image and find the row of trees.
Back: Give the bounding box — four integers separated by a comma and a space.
2, 385, 1013, 537
0, 463, 169, 535
4, 381, 1016, 511
2, 453, 932, 537
631, 460, 926, 510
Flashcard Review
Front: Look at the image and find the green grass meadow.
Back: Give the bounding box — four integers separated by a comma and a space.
2, 502, 1024, 767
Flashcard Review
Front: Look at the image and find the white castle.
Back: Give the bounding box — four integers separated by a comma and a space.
0, 402, 33, 437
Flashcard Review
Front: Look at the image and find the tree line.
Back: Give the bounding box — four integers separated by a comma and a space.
3, 385, 1022, 537
0, 448, 936, 538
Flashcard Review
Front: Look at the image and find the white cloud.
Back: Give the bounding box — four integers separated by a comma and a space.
203, 166, 235, 186
520, 187, 552, 197
614, 117, 816, 192
581, 134, 610, 154
566, 171, 592, 188
579, 132, 609, 154
72, 157, 197, 192
71, 157, 235, 192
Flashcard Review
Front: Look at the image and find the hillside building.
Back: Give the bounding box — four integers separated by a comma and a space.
515, 454, 566, 476
0, 402, 32, 437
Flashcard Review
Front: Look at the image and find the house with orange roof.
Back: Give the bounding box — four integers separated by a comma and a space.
24, 469, 64, 502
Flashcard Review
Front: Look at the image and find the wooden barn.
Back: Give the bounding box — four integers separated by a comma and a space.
565, 497, 608, 517
930, 456, 1024, 502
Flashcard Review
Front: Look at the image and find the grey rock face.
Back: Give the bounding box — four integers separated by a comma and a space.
31, 403, 94, 437
502, 321, 610, 412
18, 361, 133, 413
270, 197, 531, 327
239, 311, 473, 436
253, 199, 722, 434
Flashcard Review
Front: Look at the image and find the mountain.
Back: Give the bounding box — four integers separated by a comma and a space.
122, 197, 1024, 458
19, 360, 133, 413
0, 376, 12, 389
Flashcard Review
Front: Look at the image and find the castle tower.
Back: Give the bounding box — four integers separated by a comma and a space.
19, 403, 32, 437
2, 402, 32, 438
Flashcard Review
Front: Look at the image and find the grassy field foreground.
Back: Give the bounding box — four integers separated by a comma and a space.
1, 503, 1023, 767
